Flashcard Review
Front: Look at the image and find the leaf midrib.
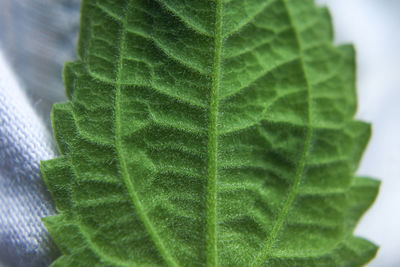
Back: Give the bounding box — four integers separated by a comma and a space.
114, 1, 178, 266
110, 1, 312, 266
206, 1, 223, 266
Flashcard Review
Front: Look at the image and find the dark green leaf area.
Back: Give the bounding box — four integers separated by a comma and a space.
42, 0, 379, 266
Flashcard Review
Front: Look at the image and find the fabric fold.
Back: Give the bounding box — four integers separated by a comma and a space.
0, 51, 58, 267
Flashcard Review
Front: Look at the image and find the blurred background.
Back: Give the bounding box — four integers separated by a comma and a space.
317, 1, 400, 266
0, 0, 399, 266
0, 0, 80, 128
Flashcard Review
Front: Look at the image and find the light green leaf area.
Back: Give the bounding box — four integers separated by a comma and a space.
41, 0, 379, 266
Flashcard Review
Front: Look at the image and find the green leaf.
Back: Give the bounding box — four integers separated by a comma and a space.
42, 0, 379, 266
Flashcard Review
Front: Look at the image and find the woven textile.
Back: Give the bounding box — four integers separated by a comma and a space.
0, 0, 80, 128
0, 52, 58, 267
0, 1, 80, 266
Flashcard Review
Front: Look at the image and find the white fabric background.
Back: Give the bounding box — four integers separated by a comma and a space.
0, 0, 80, 128
0, 1, 80, 266
0, 52, 58, 266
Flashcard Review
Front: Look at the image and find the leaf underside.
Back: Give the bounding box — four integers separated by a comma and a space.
42, 0, 379, 266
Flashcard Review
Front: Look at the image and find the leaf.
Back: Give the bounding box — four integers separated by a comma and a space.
42, 0, 379, 266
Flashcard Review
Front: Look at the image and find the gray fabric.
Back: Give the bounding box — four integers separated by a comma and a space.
0, 52, 59, 266
0, 0, 80, 128
0, 1, 80, 266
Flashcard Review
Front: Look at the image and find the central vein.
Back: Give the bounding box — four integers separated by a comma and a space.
206, 0, 223, 266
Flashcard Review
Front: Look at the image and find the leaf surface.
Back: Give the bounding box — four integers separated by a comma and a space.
42, 0, 379, 266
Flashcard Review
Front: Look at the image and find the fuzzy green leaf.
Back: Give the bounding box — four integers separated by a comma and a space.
42, 0, 379, 266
